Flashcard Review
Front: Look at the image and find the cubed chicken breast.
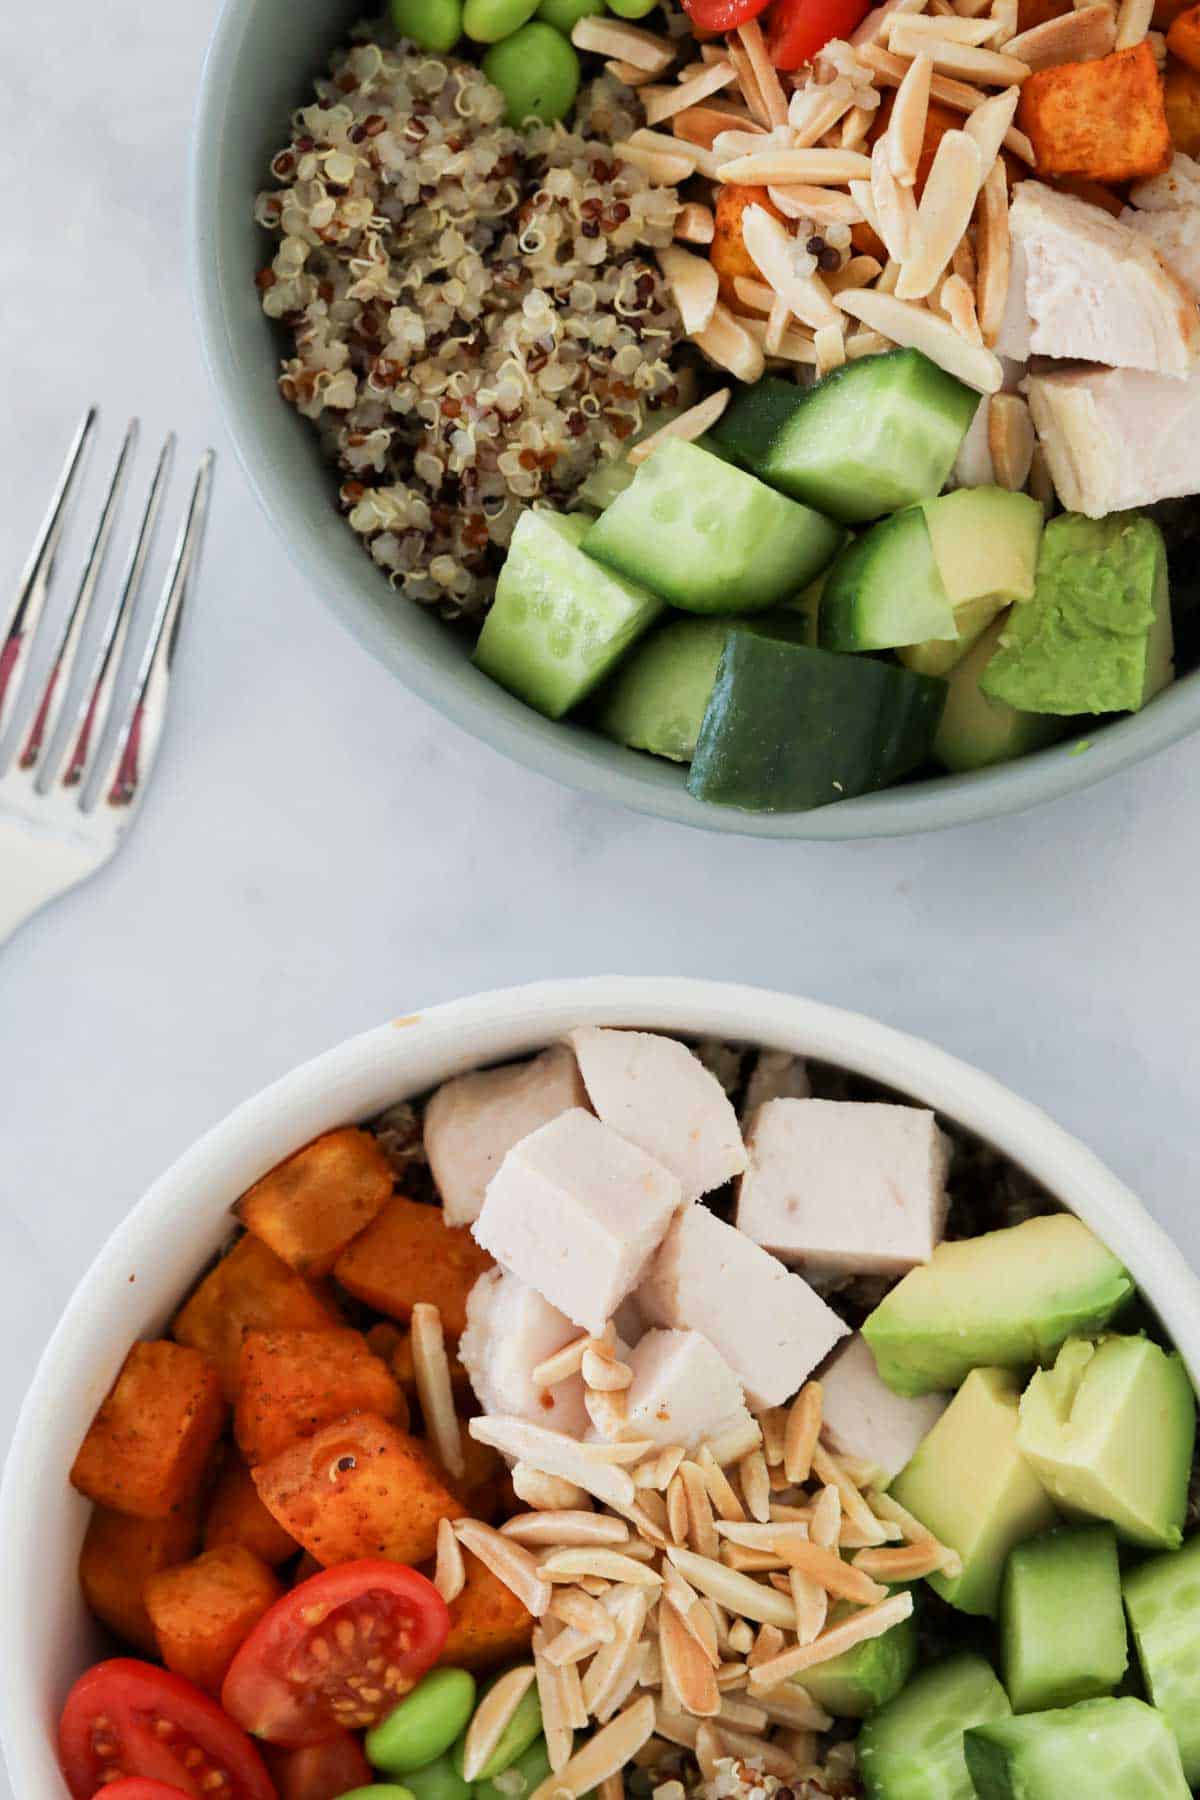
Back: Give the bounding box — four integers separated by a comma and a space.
638, 1204, 847, 1409
1122, 153, 1200, 300
1027, 361, 1200, 514
737, 1100, 951, 1279
741, 1050, 811, 1124
568, 1028, 747, 1200
619, 1328, 752, 1451
424, 1045, 588, 1227
460, 1268, 590, 1435
818, 1333, 948, 1483
1002, 180, 1200, 375
472, 1109, 682, 1336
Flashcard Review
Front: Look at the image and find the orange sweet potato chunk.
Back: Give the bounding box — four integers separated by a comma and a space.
711, 185, 787, 309
1168, 4, 1200, 69
145, 1545, 283, 1696
252, 1413, 465, 1566
79, 1505, 200, 1655
439, 1551, 535, 1671
1018, 43, 1173, 184
174, 1234, 340, 1400
71, 1341, 226, 1520
237, 1129, 394, 1279
333, 1197, 492, 1337
1165, 52, 1200, 149
204, 1457, 300, 1565
235, 1327, 406, 1466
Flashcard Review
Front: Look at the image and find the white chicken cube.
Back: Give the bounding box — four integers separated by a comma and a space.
459, 1268, 589, 1436
818, 1333, 948, 1483
638, 1204, 847, 1409
741, 1050, 811, 1124
473, 1108, 682, 1335
737, 1099, 950, 1278
568, 1027, 747, 1201
620, 1328, 752, 1451
424, 1044, 588, 1227
1123, 153, 1200, 301
1027, 361, 1200, 515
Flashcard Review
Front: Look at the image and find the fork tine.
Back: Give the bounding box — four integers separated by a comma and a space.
0, 407, 98, 742
97, 449, 215, 814
15, 420, 139, 783
57, 432, 175, 793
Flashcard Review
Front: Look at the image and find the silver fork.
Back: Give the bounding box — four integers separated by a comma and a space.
0, 410, 215, 945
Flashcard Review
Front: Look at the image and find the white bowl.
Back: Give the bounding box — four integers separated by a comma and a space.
6, 976, 1199, 1796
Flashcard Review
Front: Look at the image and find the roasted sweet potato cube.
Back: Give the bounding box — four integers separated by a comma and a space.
871, 95, 1021, 196
375, 1325, 470, 1402
1018, 43, 1173, 183
333, 1197, 492, 1337
70, 1341, 226, 1520
174, 1234, 340, 1400
1049, 173, 1126, 216
710, 185, 788, 309
1168, 4, 1200, 69
204, 1457, 300, 1565
1165, 52, 1200, 149
237, 1129, 394, 1279
235, 1327, 406, 1466
252, 1413, 465, 1566
145, 1545, 283, 1695
439, 1551, 535, 1671
438, 1436, 506, 1525
79, 1505, 200, 1654
1157, 0, 1194, 27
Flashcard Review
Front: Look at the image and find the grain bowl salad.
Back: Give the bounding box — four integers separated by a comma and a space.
59, 1027, 1200, 1799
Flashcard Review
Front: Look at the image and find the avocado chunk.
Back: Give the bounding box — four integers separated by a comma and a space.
981, 511, 1174, 715
1017, 1335, 1195, 1550
858, 1652, 1011, 1800
793, 1600, 918, 1718
964, 1697, 1191, 1800
890, 1368, 1058, 1617
1001, 1525, 1127, 1712
901, 488, 1045, 678
932, 614, 1069, 773
862, 1213, 1133, 1398
1124, 1536, 1200, 1783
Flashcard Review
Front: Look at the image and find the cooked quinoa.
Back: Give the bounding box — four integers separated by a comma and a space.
255, 29, 691, 616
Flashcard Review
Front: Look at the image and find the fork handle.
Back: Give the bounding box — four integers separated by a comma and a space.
0, 816, 99, 946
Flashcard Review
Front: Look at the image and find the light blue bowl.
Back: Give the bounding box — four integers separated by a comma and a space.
190, 0, 1200, 837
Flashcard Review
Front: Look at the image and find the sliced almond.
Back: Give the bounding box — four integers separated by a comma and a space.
1028, 441, 1056, 511
668, 1471, 690, 1543
629, 126, 717, 180
897, 128, 981, 299
738, 18, 790, 126
872, 134, 920, 261
703, 1415, 762, 1466
571, 16, 675, 71
739, 1448, 772, 1523
987, 392, 1036, 490
549, 1585, 619, 1641
674, 105, 764, 149
756, 1686, 834, 1730
633, 1445, 687, 1492
540, 1548, 663, 1588
991, 0, 1019, 42
841, 103, 876, 146
656, 235, 722, 323
717, 1695, 768, 1731
511, 1465, 593, 1514
718, 148, 874, 185
533, 1626, 576, 1771
750, 1591, 915, 1689
888, 51, 933, 185
727, 39, 769, 125
1115, 0, 1153, 46
631, 392, 734, 469
768, 183, 864, 226
697, 1446, 747, 1523
727, 1618, 755, 1655
887, 10, 1007, 41
722, 1544, 788, 1573
716, 1520, 809, 1550
812, 1442, 894, 1543
645, 61, 737, 124
503, 1511, 629, 1548
1006, 3, 1116, 63
606, 58, 655, 84
681, 1461, 720, 1559
411, 1303, 464, 1480
574, 1440, 656, 1467
941, 271, 983, 342
435, 1515, 466, 1604
974, 156, 1010, 348
454, 1519, 552, 1617
694, 1721, 726, 1782
462, 1666, 537, 1781
788, 81, 859, 148
655, 1708, 798, 1777
810, 1484, 842, 1552
660, 1599, 721, 1717
674, 201, 716, 244
613, 138, 694, 185
544, 1624, 606, 1668
531, 1336, 590, 1389
952, 231, 978, 287
789, 1568, 828, 1645
814, 321, 847, 374
692, 302, 766, 383
667, 1545, 797, 1629
854, 1537, 964, 1580
468, 1417, 636, 1509
962, 84, 1020, 167
775, 1538, 889, 1605
782, 1386, 823, 1487
886, 27, 1033, 78
582, 1344, 634, 1393
582, 1593, 654, 1723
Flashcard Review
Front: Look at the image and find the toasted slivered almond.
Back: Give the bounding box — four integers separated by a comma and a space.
888, 51, 933, 185
738, 17, 790, 126
774, 1538, 889, 1605
695, 1721, 726, 1782
963, 83, 1020, 168
768, 183, 863, 226
992, 0, 1019, 42
686, 1599, 722, 1667
462, 1666, 537, 1782
789, 1568, 828, 1645
503, 1511, 629, 1548
841, 1514, 904, 1547
544, 1624, 605, 1667
811, 1484, 842, 1551
597, 1775, 624, 1800
887, 26, 1033, 77
788, 80, 858, 147
814, 321, 847, 378
750, 1590, 916, 1689
577, 1439, 656, 1466
533, 1626, 576, 1770
455, 1519, 552, 1616
719, 148, 873, 185
582, 1344, 634, 1393
1028, 441, 1056, 510
974, 156, 1010, 347
716, 1660, 749, 1689
739, 1448, 772, 1523
697, 1446, 747, 1523
645, 60, 737, 124
841, 103, 876, 147
531, 1336, 590, 1389
541, 1548, 664, 1588
733, 275, 774, 314
777, 1395, 816, 1483
604, 1532, 657, 1562
887, 9, 1006, 41
693, 303, 766, 383
856, 0, 928, 39
613, 138, 694, 184
897, 129, 981, 298
656, 245, 720, 336
713, 126, 781, 162
629, 390, 731, 468
744, 314, 820, 363
755, 1687, 834, 1731
872, 134, 919, 261
861, 38, 1031, 140
849, 178, 885, 244
854, 1537, 964, 1581
722, 1544, 788, 1573
572, 15, 674, 69
726, 38, 770, 125
663, 1556, 700, 1615
987, 391, 1036, 490
550, 1585, 619, 1641
942, 272, 983, 342
811, 1442, 894, 1543
674, 104, 764, 149
1115, 0, 1153, 46
661, 1599, 721, 1717
634, 1445, 687, 1491
616, 1493, 671, 1550
717, 1520, 807, 1549
727, 1617, 755, 1655
717, 1695, 768, 1731
704, 1415, 762, 1467
435, 1515, 466, 1603
511, 1465, 593, 1513
629, 126, 717, 180
876, 256, 902, 292
681, 1461, 719, 1559
559, 1658, 590, 1733
768, 1461, 797, 1494
1006, 2, 1115, 62
578, 1576, 612, 1596
667, 1545, 797, 1628
606, 58, 655, 84
469, 1418, 637, 1509
583, 1592, 654, 1723
675, 201, 716, 244
411, 1304, 464, 1480
952, 231, 977, 287
668, 1471, 690, 1543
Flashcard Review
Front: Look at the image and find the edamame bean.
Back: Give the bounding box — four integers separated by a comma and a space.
464, 0, 541, 45
340, 1789, 419, 1800
390, 0, 465, 53
606, 0, 660, 19
400, 1752, 475, 1800
537, 0, 604, 33
453, 1680, 543, 1783
482, 24, 582, 126
475, 1736, 552, 1800
367, 1669, 477, 1777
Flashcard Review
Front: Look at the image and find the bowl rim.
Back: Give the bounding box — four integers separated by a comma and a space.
188, 0, 1200, 842
4, 974, 1200, 1796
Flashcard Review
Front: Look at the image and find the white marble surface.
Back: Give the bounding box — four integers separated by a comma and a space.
1, 0, 1200, 1723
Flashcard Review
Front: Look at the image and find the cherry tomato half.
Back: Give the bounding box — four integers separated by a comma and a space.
59, 1660, 277, 1800
222, 1561, 449, 1749
683, 0, 771, 35
767, 0, 872, 66
92, 1784, 192, 1799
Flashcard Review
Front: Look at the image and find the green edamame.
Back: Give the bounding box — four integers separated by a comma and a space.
453, 1680, 544, 1783
390, 0, 465, 53
464, 0, 541, 44
476, 1736, 553, 1800
367, 1669, 477, 1777
399, 1752, 475, 1800
482, 24, 582, 126
605, 0, 660, 18
536, 0, 604, 33
339, 1789, 419, 1800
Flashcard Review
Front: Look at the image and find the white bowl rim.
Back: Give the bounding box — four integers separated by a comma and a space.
6, 975, 1200, 1795
187, 0, 1200, 842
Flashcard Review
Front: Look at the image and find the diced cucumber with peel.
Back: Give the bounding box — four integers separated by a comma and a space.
858, 1653, 1011, 1800
473, 510, 662, 718
1001, 1526, 1128, 1714
594, 616, 731, 762
583, 439, 843, 614
1124, 1537, 1200, 1784
710, 351, 980, 524
793, 1600, 917, 1717
820, 508, 957, 652
964, 1697, 1191, 1800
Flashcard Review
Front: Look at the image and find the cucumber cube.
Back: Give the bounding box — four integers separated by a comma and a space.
1001, 1525, 1127, 1712
964, 1697, 1191, 1800
820, 508, 957, 652
858, 1653, 1011, 1800
594, 616, 732, 763
1125, 1536, 1200, 1783
794, 1600, 917, 1717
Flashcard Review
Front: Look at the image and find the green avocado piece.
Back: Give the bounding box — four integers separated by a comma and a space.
890, 1368, 1058, 1617
1124, 1536, 1200, 1783
900, 487, 1044, 677
1001, 1525, 1128, 1713
964, 1696, 1191, 1800
980, 511, 1174, 716
1017, 1335, 1196, 1550
858, 1652, 1012, 1800
792, 1599, 918, 1718
932, 613, 1069, 772
862, 1213, 1134, 1398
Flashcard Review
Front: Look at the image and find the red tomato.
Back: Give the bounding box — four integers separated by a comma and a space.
59, 1660, 277, 1800
266, 1734, 373, 1800
683, 0, 771, 33
93, 1785, 192, 1799
222, 1561, 449, 1748
768, 0, 873, 66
